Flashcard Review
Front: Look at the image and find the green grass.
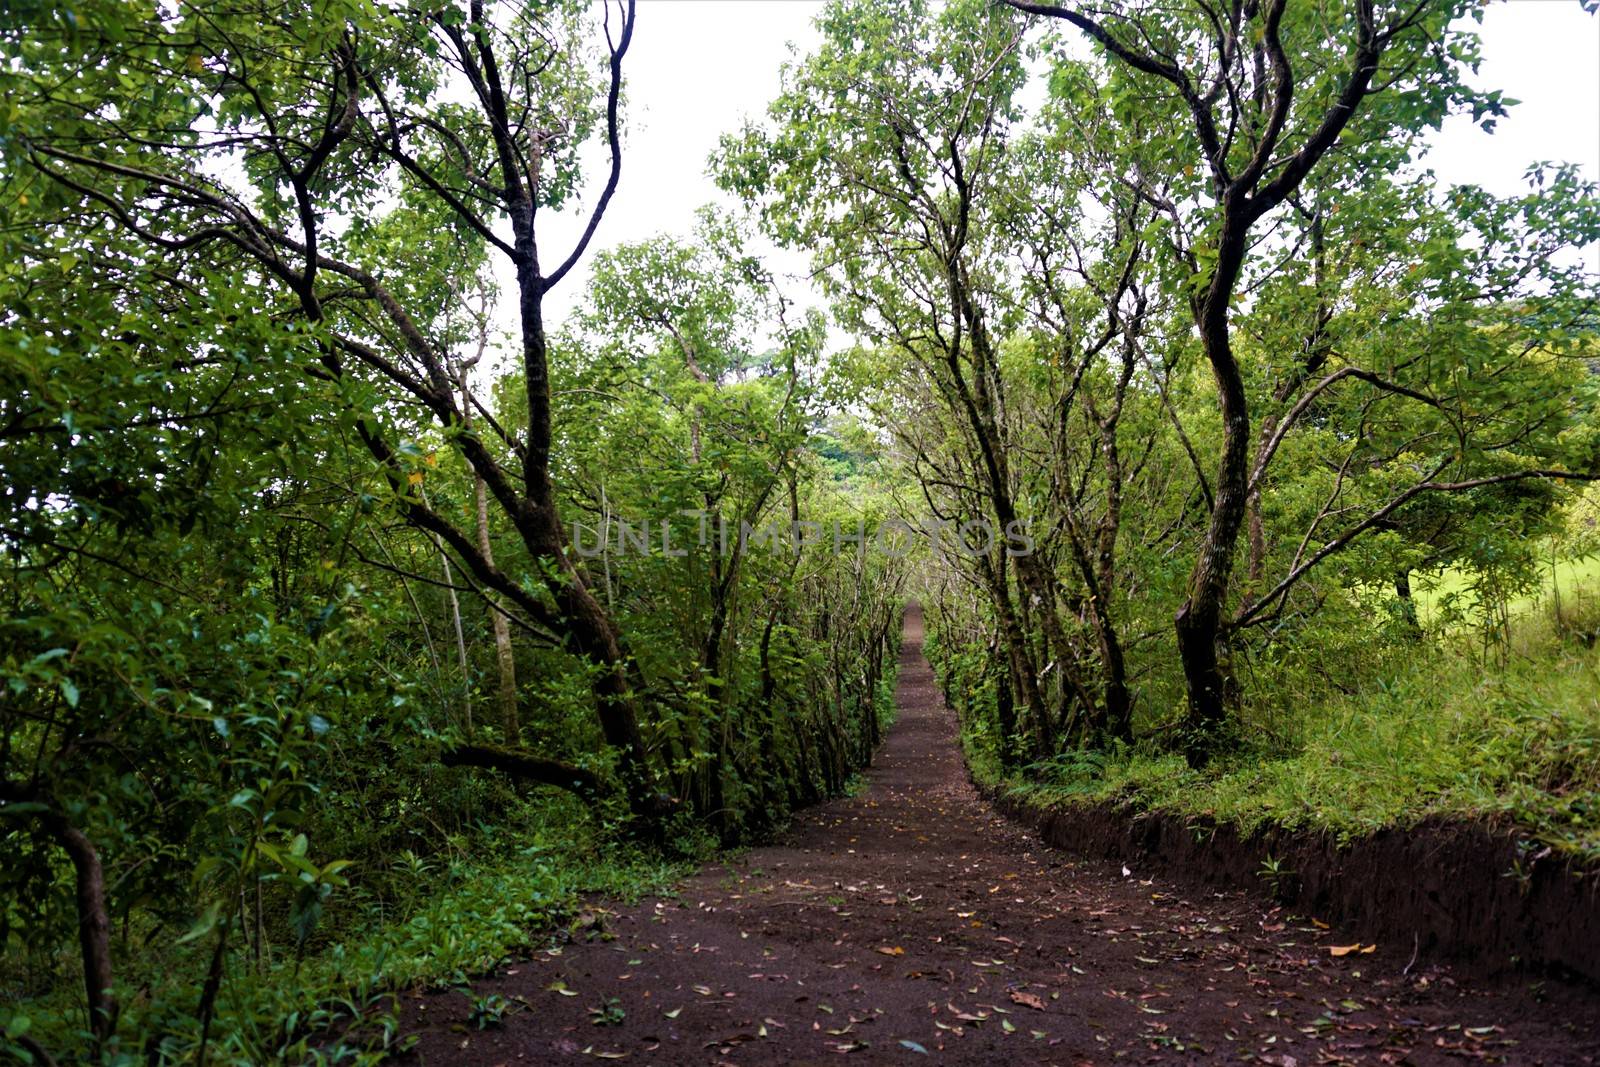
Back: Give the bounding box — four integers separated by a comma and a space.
990, 578, 1600, 865
1413, 554, 1600, 628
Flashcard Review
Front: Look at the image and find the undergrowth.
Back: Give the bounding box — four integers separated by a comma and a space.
1, 797, 696, 1065
4, 637, 905, 1065
967, 579, 1600, 864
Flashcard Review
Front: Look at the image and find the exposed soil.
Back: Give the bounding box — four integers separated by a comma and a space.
984, 789, 1600, 986
399, 607, 1600, 1065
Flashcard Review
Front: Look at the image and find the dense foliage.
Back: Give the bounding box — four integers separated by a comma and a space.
3, 0, 1597, 1062
719, 0, 1600, 765
2, 1, 899, 1061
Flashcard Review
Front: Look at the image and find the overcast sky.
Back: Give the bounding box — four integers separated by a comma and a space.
527, 0, 1600, 332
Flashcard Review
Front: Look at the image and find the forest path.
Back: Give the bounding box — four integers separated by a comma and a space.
402, 606, 1597, 1065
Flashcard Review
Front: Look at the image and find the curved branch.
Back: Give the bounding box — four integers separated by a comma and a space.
543, 0, 636, 291
1249, 365, 1445, 495
1234, 466, 1600, 629
441, 744, 604, 798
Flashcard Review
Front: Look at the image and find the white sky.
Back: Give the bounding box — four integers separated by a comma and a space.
533, 1, 823, 330
528, 0, 1600, 332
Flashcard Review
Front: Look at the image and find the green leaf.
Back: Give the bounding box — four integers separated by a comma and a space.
177, 902, 222, 944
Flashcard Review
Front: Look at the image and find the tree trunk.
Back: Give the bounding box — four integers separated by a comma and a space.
439, 535, 471, 733
58, 821, 116, 1049
1097, 622, 1133, 744
473, 461, 519, 740
1245, 467, 1267, 606
441, 744, 602, 797
0, 786, 118, 1051
512, 246, 661, 821
1395, 569, 1422, 637
980, 554, 1051, 757
1176, 221, 1254, 766
990, 641, 1017, 767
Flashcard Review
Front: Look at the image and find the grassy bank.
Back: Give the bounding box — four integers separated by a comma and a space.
964, 577, 1600, 865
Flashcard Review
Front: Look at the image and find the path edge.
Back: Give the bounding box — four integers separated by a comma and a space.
969, 772, 1600, 985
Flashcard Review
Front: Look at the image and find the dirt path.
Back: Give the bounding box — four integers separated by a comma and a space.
403, 607, 1598, 1065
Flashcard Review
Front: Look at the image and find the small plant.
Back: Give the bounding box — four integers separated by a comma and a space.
387, 849, 437, 914
1028, 748, 1110, 794
589, 997, 626, 1027
1505, 839, 1552, 892
1258, 855, 1293, 900
464, 992, 513, 1031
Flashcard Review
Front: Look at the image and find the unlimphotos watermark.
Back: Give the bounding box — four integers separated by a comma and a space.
571, 512, 1035, 559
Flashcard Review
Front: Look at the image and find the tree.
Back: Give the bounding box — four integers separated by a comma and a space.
1005, 0, 1598, 759
720, 0, 1110, 751
9, 0, 682, 815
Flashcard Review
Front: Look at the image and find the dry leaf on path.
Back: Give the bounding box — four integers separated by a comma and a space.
1329, 944, 1377, 957
1009, 991, 1047, 1011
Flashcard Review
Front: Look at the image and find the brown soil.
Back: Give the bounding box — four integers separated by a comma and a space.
984, 789, 1600, 986
399, 607, 1600, 1065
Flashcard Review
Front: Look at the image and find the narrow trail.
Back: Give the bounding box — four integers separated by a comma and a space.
403, 607, 1598, 1065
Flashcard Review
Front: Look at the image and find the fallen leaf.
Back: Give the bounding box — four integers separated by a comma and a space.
899, 1039, 929, 1054
1329, 943, 1378, 957
876, 946, 906, 956
1010, 991, 1047, 1011
702, 1033, 759, 1049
